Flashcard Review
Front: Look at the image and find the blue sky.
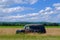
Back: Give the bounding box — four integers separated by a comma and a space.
0, 0, 60, 23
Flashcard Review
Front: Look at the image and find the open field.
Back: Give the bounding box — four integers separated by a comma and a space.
0, 28, 60, 36
0, 26, 60, 28
0, 34, 60, 40
0, 26, 60, 40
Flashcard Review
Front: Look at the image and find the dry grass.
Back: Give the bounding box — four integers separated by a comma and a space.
0, 28, 60, 40
45, 28, 60, 36
0, 28, 60, 36
0, 28, 21, 35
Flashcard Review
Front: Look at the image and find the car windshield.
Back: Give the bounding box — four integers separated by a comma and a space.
24, 26, 30, 29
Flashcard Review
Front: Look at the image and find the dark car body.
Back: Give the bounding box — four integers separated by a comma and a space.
16, 24, 46, 34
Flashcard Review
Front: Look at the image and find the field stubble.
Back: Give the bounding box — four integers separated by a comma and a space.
0, 28, 60, 40
0, 28, 60, 36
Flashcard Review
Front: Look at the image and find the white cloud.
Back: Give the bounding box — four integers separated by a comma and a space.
55, 7, 60, 10
14, 0, 38, 5
53, 3, 60, 10
53, 3, 60, 7
0, 6, 25, 17
27, 13, 39, 17
2, 6, 24, 13
0, 3, 60, 22
0, 6, 54, 22
3, 13, 39, 19
45, 7, 52, 11
29, 0, 38, 5
39, 7, 53, 15
39, 10, 44, 13
29, 17, 38, 20
0, 6, 34, 17
0, 0, 38, 6
0, 0, 6, 3
0, 0, 36, 16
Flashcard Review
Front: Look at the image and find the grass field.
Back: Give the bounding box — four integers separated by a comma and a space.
0, 26, 23, 28
0, 34, 60, 40
0, 26, 60, 40
0, 26, 60, 28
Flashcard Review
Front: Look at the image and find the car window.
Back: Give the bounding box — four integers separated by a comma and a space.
26, 26, 30, 29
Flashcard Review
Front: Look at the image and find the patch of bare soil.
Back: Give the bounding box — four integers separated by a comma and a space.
0, 28, 60, 36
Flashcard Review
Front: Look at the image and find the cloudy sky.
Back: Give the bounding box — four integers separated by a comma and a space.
0, 0, 60, 22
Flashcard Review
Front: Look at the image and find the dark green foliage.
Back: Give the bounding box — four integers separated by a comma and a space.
0, 22, 60, 26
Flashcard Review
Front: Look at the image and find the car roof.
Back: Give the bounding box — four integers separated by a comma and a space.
25, 24, 43, 26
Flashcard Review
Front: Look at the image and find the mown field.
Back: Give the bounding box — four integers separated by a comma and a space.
0, 34, 60, 40
0, 26, 60, 40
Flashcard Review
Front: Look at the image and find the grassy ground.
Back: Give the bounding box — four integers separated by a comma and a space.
46, 26, 60, 28
0, 26, 23, 28
0, 26, 60, 40
0, 26, 60, 28
0, 34, 60, 40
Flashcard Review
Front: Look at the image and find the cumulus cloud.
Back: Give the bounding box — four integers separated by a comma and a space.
14, 0, 38, 5
0, 0, 37, 13
53, 3, 60, 7
0, 3, 60, 22
2, 6, 24, 13
45, 7, 52, 11
0, 6, 34, 17
0, 0, 38, 6
53, 3, 60, 10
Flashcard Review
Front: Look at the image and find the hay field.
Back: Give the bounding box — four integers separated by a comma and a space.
0, 28, 60, 36
0, 26, 60, 40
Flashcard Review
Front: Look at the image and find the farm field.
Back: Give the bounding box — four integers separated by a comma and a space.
0, 26, 60, 40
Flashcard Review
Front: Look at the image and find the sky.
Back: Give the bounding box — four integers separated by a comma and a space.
0, 0, 60, 23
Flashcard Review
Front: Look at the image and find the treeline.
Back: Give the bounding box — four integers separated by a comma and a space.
0, 22, 60, 26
